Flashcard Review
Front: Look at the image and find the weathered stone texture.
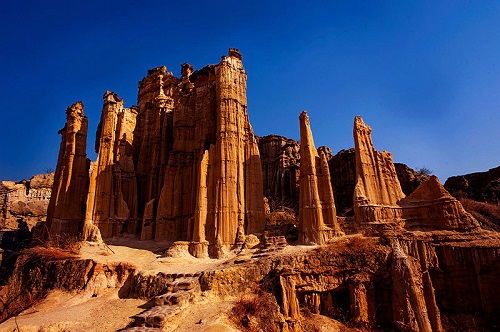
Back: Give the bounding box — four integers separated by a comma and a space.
353, 116, 405, 208
0, 173, 53, 230
258, 135, 300, 209
85, 91, 138, 239
390, 242, 436, 332
46, 50, 265, 256
400, 176, 480, 231
46, 102, 90, 237
353, 116, 404, 228
298, 111, 342, 244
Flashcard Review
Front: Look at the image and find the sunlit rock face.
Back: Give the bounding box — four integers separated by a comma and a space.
47, 49, 266, 257
298, 111, 343, 244
352, 115, 479, 234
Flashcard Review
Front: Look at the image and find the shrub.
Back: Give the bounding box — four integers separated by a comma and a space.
232, 291, 281, 332
416, 167, 433, 176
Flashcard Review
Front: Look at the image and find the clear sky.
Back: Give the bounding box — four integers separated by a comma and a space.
1, 1, 499, 182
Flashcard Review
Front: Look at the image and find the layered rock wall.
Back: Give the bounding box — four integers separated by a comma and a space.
0, 173, 53, 230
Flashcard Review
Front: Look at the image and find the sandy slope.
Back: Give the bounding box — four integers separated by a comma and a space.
0, 239, 239, 332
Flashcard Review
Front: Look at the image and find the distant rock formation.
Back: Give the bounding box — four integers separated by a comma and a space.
352, 115, 480, 233
328, 148, 356, 214
258, 135, 300, 210
0, 173, 53, 230
395, 163, 431, 196
353, 116, 405, 229
46, 102, 90, 237
445, 166, 500, 204
298, 111, 342, 244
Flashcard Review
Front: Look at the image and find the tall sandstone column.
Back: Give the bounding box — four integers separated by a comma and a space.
46, 102, 89, 237
209, 49, 266, 255
353, 116, 405, 229
84, 91, 138, 238
298, 111, 342, 244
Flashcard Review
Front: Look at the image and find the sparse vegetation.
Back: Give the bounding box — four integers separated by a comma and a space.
44, 167, 55, 174
231, 290, 282, 332
0, 229, 81, 323
416, 167, 433, 176
460, 198, 500, 231
268, 208, 298, 226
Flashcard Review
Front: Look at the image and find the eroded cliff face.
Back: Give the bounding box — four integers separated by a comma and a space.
27, 49, 500, 332
0, 173, 53, 230
258, 135, 300, 210
46, 49, 265, 257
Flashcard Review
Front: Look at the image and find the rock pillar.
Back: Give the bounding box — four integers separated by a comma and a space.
46, 102, 90, 238
298, 111, 340, 244
84, 91, 138, 238
189, 149, 210, 258
391, 241, 433, 332
353, 116, 405, 229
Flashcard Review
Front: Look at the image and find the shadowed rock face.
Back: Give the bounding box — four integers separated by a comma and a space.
258, 135, 300, 210
445, 166, 500, 204
395, 163, 430, 196
46, 102, 90, 237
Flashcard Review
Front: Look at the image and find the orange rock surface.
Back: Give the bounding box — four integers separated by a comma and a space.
46, 102, 90, 237
298, 111, 343, 244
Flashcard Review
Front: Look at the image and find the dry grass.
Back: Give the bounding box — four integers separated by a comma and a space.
0, 237, 80, 323
460, 198, 500, 232
328, 235, 379, 254
231, 291, 282, 332
267, 208, 298, 226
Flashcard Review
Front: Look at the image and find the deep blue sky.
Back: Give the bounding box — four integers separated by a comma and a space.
1, 1, 499, 182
